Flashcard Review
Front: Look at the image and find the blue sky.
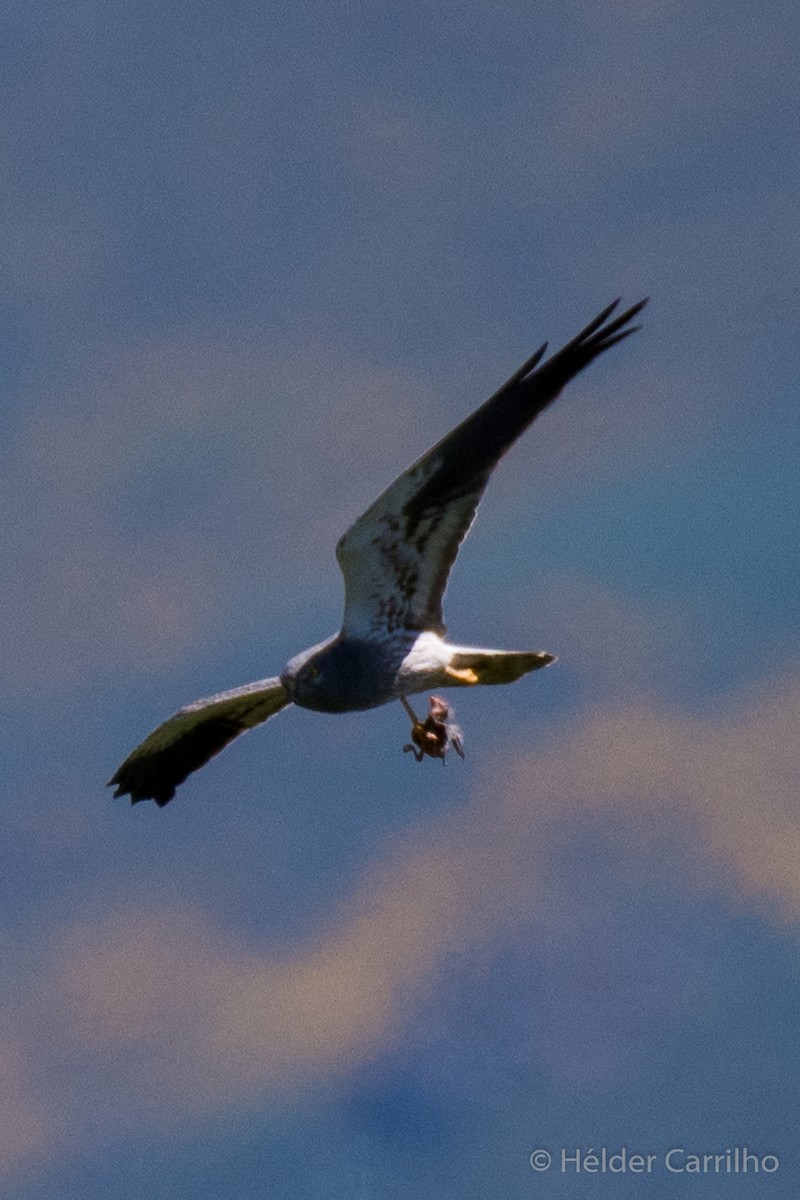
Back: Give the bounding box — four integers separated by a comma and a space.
3, 1, 800, 1195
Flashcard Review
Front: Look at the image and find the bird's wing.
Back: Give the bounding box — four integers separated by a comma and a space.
335, 298, 646, 638
108, 677, 290, 806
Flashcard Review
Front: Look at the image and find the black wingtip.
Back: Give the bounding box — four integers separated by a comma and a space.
595, 324, 641, 352
107, 773, 176, 807
615, 296, 649, 324
125, 788, 175, 807
586, 296, 647, 341
141, 792, 174, 808
597, 296, 623, 324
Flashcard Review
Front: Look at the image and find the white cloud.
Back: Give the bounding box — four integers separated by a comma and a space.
0, 654, 791, 1181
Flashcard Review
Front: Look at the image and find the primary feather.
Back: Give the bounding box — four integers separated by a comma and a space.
336, 298, 646, 638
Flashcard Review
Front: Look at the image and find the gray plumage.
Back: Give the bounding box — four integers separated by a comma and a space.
109, 298, 646, 806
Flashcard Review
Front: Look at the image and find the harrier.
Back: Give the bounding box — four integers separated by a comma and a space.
110, 298, 646, 805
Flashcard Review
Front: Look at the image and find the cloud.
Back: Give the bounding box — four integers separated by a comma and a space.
0, 1024, 56, 1177
572, 674, 800, 918
49, 839, 468, 1118
0, 659, 788, 1178
0, 328, 432, 696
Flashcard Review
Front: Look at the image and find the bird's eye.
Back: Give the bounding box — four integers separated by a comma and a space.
307, 666, 319, 681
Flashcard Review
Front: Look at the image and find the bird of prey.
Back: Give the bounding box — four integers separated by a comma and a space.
110, 298, 646, 806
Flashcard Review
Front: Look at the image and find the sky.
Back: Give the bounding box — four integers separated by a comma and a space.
3, 0, 800, 1196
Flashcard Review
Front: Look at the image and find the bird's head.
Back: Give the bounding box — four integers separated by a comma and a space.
280, 637, 339, 711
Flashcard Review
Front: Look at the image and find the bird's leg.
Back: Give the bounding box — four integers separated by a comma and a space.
400, 696, 428, 761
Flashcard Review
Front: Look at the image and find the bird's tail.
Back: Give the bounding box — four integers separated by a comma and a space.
445, 647, 556, 686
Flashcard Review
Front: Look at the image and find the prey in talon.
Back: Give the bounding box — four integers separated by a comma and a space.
401, 695, 465, 764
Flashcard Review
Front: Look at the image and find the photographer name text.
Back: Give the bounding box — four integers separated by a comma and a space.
529, 1146, 779, 1175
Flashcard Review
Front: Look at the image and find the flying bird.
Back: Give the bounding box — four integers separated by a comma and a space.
110, 298, 646, 806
